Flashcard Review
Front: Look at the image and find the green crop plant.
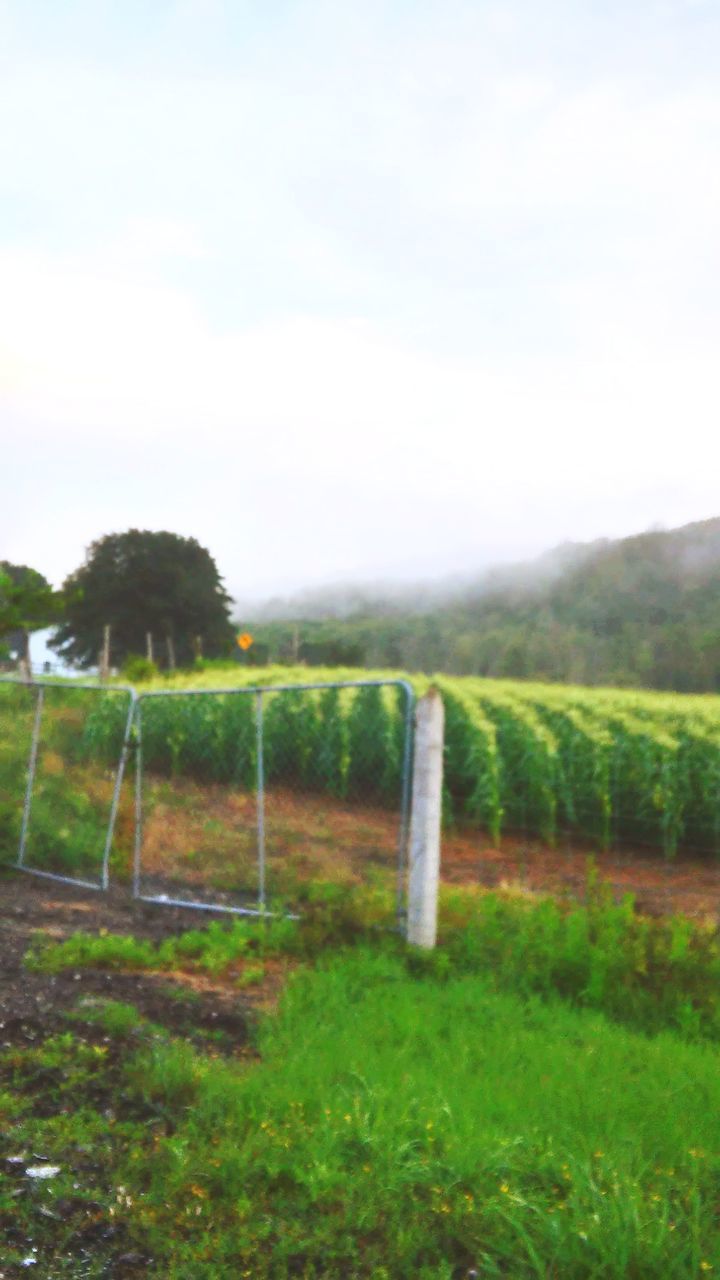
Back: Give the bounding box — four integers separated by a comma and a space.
466, 683, 558, 844
313, 686, 350, 799
263, 687, 321, 789
436, 677, 502, 837
8, 665, 720, 868
345, 684, 403, 805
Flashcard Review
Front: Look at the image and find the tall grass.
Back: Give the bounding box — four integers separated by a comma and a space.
121, 953, 720, 1277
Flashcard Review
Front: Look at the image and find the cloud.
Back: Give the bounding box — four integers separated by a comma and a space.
2, 0, 720, 595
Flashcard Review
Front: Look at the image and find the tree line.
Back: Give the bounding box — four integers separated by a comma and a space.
0, 530, 235, 675
247, 518, 720, 693
4, 517, 720, 691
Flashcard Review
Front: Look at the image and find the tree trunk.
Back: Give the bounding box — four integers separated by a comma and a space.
99, 624, 111, 682
166, 634, 176, 671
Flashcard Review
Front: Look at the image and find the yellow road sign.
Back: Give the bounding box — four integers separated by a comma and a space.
237, 632, 253, 651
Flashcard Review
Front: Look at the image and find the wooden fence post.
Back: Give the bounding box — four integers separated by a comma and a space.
407, 687, 444, 949
99, 624, 111, 683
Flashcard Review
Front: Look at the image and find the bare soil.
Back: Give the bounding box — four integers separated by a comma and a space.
132, 781, 720, 921
441, 829, 720, 922
0, 870, 273, 1056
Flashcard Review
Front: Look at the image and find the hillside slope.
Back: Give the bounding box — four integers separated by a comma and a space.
240, 519, 720, 691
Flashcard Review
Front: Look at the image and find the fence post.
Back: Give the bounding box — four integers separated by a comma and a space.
407, 687, 444, 949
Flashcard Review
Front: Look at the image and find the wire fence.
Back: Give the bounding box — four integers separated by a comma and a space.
0, 676, 415, 923
0, 678, 136, 890
131, 680, 415, 921
4, 671, 720, 923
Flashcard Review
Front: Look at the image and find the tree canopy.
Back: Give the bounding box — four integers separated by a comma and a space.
0, 562, 60, 668
50, 530, 235, 669
244, 517, 720, 693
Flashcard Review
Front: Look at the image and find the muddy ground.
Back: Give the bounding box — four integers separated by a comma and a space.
0, 871, 274, 1057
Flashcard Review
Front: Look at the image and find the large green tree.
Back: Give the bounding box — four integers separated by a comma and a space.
0, 562, 60, 671
51, 530, 235, 669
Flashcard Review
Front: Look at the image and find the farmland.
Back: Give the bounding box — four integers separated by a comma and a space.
4, 666, 720, 908
126, 665, 720, 858
92, 665, 720, 854
3, 662, 720, 945
2, 667, 720, 1276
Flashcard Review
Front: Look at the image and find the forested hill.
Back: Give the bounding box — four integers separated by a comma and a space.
239, 518, 720, 692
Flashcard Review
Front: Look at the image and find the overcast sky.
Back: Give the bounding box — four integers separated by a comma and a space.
2, 0, 720, 602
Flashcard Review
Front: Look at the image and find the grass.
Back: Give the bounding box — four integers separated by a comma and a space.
26, 873, 720, 1041
2, 948, 720, 1277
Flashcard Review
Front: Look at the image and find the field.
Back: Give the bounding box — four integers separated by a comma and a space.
129, 664, 720, 857
3, 666, 720, 1275
4, 666, 720, 919
2, 871, 720, 1277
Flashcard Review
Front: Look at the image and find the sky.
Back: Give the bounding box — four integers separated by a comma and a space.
2, 0, 720, 603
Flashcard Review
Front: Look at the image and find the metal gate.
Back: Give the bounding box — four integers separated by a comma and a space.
132, 679, 414, 922
0, 677, 136, 890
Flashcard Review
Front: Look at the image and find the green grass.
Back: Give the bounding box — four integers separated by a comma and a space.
26, 876, 720, 1042
3, 952, 720, 1277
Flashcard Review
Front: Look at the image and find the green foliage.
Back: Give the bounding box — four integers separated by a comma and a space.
0, 682, 37, 862
437, 873, 720, 1041
26, 874, 720, 1043
137, 691, 257, 786
263, 688, 321, 789
51, 528, 234, 669
0, 560, 61, 663
436, 678, 501, 835
346, 685, 402, 803
314, 686, 350, 798
8, 881, 720, 1276
0, 684, 134, 878
27, 914, 301, 976
12, 956, 717, 1277
121, 654, 159, 682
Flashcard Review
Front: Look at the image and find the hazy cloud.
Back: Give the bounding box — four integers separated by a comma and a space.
2, 0, 720, 598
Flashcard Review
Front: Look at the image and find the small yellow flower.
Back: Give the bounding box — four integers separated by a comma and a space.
499, 1183, 510, 1194
700, 1263, 712, 1272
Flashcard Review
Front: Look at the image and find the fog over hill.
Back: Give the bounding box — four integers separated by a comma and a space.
236, 537, 609, 622
236, 518, 720, 692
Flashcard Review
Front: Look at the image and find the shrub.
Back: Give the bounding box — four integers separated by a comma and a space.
121, 654, 159, 683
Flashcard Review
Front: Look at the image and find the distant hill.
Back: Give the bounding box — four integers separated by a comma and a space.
235, 518, 720, 692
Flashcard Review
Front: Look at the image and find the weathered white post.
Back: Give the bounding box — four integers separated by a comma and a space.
407, 687, 444, 949
99, 624, 111, 683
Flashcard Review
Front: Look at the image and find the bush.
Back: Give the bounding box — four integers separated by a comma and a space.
121, 654, 159, 683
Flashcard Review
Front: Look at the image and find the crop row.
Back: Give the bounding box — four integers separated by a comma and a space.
3, 669, 720, 858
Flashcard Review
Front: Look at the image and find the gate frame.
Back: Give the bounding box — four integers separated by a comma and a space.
132, 678, 415, 923
0, 675, 137, 891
